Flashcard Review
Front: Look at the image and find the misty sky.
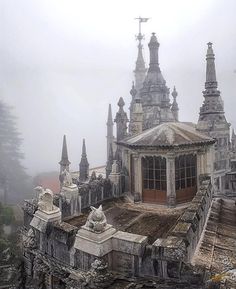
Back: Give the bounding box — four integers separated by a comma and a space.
0, 0, 236, 176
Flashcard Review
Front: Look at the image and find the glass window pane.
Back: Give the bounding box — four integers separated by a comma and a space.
155, 170, 160, 180
186, 168, 191, 178
143, 169, 148, 179
144, 180, 148, 189
155, 157, 160, 169
187, 178, 191, 187
149, 170, 154, 179
180, 168, 185, 178
161, 181, 167, 191
155, 181, 160, 190
149, 180, 154, 189
181, 179, 185, 188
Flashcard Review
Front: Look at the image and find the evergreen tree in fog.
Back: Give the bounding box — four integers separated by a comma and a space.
0, 100, 30, 204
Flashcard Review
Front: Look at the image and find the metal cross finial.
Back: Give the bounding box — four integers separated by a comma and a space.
135, 16, 149, 43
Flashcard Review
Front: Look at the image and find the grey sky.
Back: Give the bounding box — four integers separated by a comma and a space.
0, 0, 236, 175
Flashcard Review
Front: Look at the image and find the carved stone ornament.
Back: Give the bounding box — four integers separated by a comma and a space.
85, 205, 107, 232
61, 169, 73, 186
23, 228, 37, 249
37, 187, 56, 213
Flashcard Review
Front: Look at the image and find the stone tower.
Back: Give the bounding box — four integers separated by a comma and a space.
59, 135, 71, 173
197, 42, 230, 193
139, 33, 175, 130
171, 87, 179, 122
106, 104, 114, 161
79, 139, 89, 182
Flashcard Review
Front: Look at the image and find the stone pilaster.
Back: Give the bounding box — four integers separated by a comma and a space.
166, 153, 176, 207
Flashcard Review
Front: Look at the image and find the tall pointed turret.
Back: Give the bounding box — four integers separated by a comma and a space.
139, 33, 174, 129
106, 104, 114, 161
198, 43, 227, 127
197, 43, 230, 194
79, 139, 89, 182
171, 87, 179, 122
59, 135, 71, 173
205, 42, 217, 90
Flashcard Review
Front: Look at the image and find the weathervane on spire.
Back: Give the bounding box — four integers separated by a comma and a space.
135, 16, 149, 43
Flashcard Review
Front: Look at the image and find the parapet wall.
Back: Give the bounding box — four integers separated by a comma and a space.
151, 179, 213, 279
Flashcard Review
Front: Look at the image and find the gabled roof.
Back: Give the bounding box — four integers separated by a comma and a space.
118, 122, 215, 149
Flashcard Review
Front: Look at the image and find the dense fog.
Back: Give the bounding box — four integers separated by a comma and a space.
0, 0, 236, 176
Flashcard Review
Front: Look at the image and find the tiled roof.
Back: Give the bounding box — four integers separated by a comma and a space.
118, 122, 215, 148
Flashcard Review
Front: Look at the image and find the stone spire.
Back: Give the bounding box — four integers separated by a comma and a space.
198, 43, 225, 124
59, 135, 71, 173
79, 139, 89, 182
114, 97, 129, 142
197, 42, 230, 181
171, 87, 179, 122
106, 104, 114, 161
205, 42, 217, 91
139, 33, 174, 129
134, 41, 146, 91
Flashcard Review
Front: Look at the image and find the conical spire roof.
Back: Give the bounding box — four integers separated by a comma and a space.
59, 135, 71, 166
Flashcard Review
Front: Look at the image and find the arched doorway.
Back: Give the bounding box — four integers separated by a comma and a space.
142, 156, 167, 204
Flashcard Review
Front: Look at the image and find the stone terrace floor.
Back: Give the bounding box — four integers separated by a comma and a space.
193, 198, 236, 274
65, 197, 186, 244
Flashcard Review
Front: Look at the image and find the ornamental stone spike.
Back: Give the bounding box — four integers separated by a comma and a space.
79, 138, 89, 182
114, 97, 129, 142
171, 86, 179, 122
59, 135, 71, 173
148, 32, 160, 73
205, 42, 218, 90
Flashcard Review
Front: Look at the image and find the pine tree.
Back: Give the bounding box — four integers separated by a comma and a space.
0, 100, 29, 203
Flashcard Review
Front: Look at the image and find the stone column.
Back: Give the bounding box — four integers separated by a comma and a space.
166, 153, 176, 207
133, 154, 142, 202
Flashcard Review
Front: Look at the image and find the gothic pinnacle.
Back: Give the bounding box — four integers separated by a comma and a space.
79, 138, 89, 182
59, 135, 71, 168
148, 32, 160, 72
107, 104, 113, 125
205, 42, 217, 89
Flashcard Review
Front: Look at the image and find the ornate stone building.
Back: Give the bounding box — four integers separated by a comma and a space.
20, 28, 236, 289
